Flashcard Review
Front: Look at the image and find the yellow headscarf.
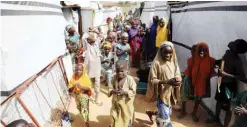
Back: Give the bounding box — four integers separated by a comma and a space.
156, 17, 168, 48
104, 42, 111, 49
68, 65, 92, 95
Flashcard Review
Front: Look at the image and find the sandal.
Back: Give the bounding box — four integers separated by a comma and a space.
191, 114, 199, 122
177, 112, 187, 119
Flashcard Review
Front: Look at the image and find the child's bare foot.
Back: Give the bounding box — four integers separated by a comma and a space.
85, 121, 89, 127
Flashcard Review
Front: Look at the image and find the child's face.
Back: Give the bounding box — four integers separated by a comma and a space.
121, 37, 128, 44
116, 65, 126, 79
75, 65, 83, 76
198, 45, 207, 58
108, 36, 114, 43
104, 47, 111, 54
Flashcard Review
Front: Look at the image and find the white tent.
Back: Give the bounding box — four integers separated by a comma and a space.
0, 1, 71, 126
170, 1, 247, 125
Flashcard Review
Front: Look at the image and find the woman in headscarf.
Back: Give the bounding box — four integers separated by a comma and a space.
68, 63, 92, 127
147, 16, 159, 61
145, 41, 182, 126
208, 39, 247, 127
65, 25, 81, 69
156, 18, 168, 48
128, 19, 141, 67
190, 42, 216, 122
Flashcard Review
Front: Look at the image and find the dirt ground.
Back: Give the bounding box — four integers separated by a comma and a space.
65, 68, 216, 127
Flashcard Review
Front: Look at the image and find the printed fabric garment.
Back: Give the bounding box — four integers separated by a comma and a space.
65, 33, 80, 53
157, 98, 172, 127
116, 43, 131, 61
73, 93, 89, 120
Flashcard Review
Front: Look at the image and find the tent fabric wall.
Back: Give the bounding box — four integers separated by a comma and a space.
0, 1, 67, 92
140, 2, 155, 27
81, 9, 93, 32
154, 2, 170, 24
140, 2, 170, 27
171, 1, 247, 125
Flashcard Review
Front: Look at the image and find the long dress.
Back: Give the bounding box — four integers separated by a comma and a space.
128, 28, 141, 67
147, 23, 158, 60
109, 75, 137, 127
191, 42, 215, 97
145, 42, 181, 126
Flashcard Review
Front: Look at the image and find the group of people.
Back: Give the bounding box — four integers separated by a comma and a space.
145, 39, 247, 127
64, 12, 247, 127
64, 12, 142, 127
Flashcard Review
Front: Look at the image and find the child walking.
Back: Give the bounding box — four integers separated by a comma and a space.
68, 63, 92, 127
109, 60, 137, 127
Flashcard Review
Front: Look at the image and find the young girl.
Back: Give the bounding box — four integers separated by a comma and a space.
68, 63, 92, 127
116, 32, 131, 70
177, 44, 197, 119
109, 60, 137, 127
101, 42, 114, 87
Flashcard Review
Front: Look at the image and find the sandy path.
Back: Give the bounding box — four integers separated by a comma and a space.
66, 68, 216, 127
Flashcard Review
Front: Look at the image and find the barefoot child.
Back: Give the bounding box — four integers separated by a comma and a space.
101, 42, 114, 87
109, 60, 137, 127
177, 44, 197, 119
68, 63, 92, 127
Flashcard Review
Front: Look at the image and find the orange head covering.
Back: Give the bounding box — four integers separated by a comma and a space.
191, 42, 215, 96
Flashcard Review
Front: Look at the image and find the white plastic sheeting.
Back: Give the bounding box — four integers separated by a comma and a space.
94, 9, 104, 27
140, 1, 170, 27
103, 7, 122, 23
171, 1, 247, 125
154, 1, 169, 24
140, 1, 155, 27
0, 1, 67, 91
81, 9, 93, 32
